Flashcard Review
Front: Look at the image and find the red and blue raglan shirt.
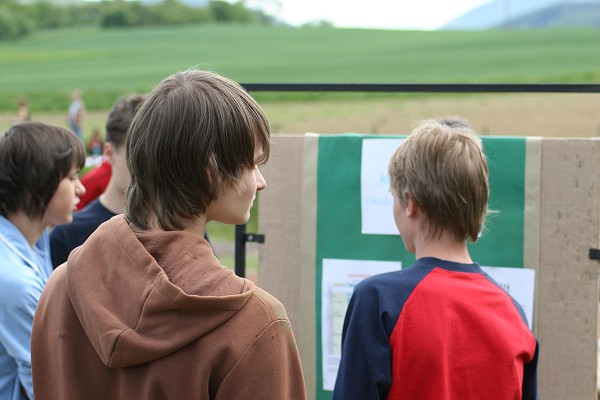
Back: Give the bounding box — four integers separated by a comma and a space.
332, 257, 538, 400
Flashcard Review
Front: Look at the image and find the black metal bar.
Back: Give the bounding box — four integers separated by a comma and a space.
244, 233, 265, 243
242, 83, 600, 93
233, 81, 599, 278
234, 224, 246, 278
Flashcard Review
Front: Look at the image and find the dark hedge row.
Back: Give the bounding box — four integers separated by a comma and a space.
0, 0, 277, 40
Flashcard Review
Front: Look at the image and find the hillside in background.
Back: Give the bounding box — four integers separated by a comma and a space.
444, 0, 600, 29
500, 2, 600, 28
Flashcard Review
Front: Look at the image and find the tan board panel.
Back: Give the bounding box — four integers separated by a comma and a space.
537, 139, 600, 400
257, 134, 317, 396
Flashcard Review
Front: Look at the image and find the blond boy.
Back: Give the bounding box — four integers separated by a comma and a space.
333, 121, 538, 400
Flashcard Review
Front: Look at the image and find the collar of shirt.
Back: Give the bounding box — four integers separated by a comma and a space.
0, 215, 52, 281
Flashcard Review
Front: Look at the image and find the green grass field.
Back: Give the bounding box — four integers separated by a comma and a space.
1, 25, 599, 111
1, 24, 598, 276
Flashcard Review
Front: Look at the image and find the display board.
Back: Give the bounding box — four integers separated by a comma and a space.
314, 134, 529, 398
258, 134, 600, 400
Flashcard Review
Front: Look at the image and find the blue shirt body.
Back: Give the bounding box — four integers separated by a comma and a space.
0, 216, 52, 400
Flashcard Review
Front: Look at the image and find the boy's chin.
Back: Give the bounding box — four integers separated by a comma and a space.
56, 215, 74, 226
217, 215, 251, 226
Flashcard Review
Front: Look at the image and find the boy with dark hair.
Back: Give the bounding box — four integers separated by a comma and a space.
76, 93, 143, 210
50, 93, 144, 268
0, 122, 85, 400
32, 70, 306, 399
333, 121, 538, 399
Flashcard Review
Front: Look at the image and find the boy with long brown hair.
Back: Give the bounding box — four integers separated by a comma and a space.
32, 70, 306, 400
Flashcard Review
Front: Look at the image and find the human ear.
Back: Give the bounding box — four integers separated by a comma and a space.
103, 143, 115, 164
205, 154, 219, 186
405, 197, 419, 217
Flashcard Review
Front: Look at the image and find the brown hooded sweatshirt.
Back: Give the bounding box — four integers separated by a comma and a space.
31, 215, 306, 399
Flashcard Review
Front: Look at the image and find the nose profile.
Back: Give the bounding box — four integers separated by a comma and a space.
255, 168, 266, 191
75, 178, 86, 196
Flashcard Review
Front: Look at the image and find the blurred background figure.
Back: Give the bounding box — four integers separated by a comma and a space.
75, 156, 111, 211
16, 97, 30, 123
0, 121, 85, 400
437, 115, 473, 130
67, 89, 85, 141
74, 94, 144, 212
87, 128, 104, 157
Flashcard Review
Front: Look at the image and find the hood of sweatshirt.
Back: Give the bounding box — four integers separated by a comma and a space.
65, 215, 254, 368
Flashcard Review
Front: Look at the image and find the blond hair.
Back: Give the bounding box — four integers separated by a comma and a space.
388, 120, 488, 242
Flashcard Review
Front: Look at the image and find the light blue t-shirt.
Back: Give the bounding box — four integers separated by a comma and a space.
0, 216, 52, 400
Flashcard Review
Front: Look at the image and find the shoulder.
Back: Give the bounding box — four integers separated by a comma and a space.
35, 265, 68, 322
0, 248, 44, 306
347, 265, 436, 333
0, 244, 26, 280
354, 265, 431, 299
249, 286, 289, 323
69, 201, 114, 230
50, 216, 86, 245
50, 203, 112, 260
479, 271, 531, 325
77, 200, 114, 219
42, 264, 67, 297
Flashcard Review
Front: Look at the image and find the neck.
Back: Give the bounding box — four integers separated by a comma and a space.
7, 212, 45, 248
414, 230, 473, 264
137, 214, 207, 238
99, 180, 125, 214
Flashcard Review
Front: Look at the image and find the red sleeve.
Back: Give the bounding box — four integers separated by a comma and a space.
77, 162, 112, 210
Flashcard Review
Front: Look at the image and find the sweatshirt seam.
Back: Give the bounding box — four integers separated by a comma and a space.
217, 319, 289, 396
108, 288, 155, 366
108, 285, 157, 366
106, 219, 162, 362
216, 293, 289, 394
253, 291, 288, 322
109, 218, 166, 292
108, 328, 130, 367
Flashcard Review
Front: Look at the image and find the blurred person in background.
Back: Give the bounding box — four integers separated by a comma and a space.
76, 153, 111, 211
436, 115, 473, 130
0, 122, 85, 400
87, 128, 104, 157
67, 89, 85, 141
16, 97, 30, 123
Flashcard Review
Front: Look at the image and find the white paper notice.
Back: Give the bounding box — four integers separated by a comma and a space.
321, 258, 402, 391
481, 266, 536, 329
361, 138, 404, 235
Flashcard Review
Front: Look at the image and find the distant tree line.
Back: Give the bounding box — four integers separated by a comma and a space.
0, 0, 278, 40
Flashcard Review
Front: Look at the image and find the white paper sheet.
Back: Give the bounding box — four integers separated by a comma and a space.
361, 138, 404, 235
321, 258, 402, 390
